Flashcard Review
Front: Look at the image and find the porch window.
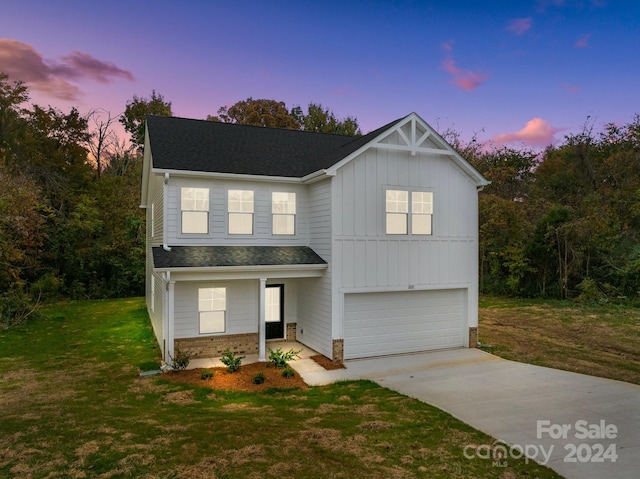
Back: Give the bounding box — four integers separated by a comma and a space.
411, 191, 433, 235
272, 192, 296, 235
181, 187, 209, 234
199, 287, 226, 334
385, 190, 408, 234
228, 190, 254, 234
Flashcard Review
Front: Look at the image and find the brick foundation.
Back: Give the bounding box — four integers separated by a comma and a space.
175, 333, 258, 359
286, 322, 297, 341
469, 327, 478, 348
332, 339, 344, 363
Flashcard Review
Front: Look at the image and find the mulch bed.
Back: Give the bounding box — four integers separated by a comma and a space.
311, 354, 346, 370
162, 362, 308, 391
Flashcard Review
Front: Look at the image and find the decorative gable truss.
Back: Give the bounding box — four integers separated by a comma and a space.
326, 113, 489, 187
373, 114, 453, 156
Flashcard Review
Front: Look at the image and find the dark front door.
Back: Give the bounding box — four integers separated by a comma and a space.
265, 284, 284, 340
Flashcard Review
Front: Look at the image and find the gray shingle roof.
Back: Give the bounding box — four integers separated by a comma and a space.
146, 115, 404, 177
152, 246, 327, 269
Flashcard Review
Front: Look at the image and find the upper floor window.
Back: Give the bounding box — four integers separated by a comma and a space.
386, 190, 408, 234
181, 187, 209, 234
199, 287, 226, 334
411, 191, 433, 235
385, 189, 433, 235
228, 190, 254, 234
272, 192, 296, 235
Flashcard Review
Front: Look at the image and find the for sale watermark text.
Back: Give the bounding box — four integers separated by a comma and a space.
464, 419, 618, 466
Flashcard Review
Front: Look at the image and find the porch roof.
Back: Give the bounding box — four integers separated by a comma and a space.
152, 245, 327, 270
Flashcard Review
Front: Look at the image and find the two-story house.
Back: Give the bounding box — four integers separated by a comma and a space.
140, 113, 489, 364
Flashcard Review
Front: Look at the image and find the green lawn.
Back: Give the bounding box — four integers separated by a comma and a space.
0, 298, 560, 478
479, 296, 640, 385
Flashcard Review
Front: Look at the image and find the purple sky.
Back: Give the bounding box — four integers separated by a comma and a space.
1, 0, 638, 148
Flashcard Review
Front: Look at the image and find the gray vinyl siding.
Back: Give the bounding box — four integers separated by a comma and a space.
173, 280, 258, 338
297, 179, 332, 357
165, 177, 308, 246
147, 272, 164, 344
146, 173, 165, 347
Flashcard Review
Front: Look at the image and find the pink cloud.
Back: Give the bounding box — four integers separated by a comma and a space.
575, 34, 591, 48
332, 86, 349, 96
493, 118, 563, 147
0, 38, 134, 100
563, 84, 581, 95
507, 18, 532, 35
440, 42, 490, 91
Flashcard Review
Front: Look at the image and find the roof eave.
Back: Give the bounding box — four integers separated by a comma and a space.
154, 263, 327, 280
150, 168, 305, 183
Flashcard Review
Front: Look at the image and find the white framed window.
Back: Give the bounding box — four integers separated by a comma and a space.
228, 190, 254, 235
199, 287, 226, 334
181, 187, 209, 234
385, 189, 433, 235
411, 191, 433, 235
272, 192, 296, 235
386, 190, 408, 234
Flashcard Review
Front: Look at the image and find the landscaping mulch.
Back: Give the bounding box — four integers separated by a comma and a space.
311, 354, 346, 370
162, 361, 308, 391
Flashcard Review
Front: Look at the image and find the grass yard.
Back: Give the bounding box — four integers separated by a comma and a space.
479, 296, 640, 385
0, 298, 560, 478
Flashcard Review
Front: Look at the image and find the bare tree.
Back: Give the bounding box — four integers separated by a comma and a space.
86, 109, 120, 178
104, 135, 137, 176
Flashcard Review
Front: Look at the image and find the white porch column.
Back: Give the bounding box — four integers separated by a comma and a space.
166, 278, 176, 366
258, 277, 267, 361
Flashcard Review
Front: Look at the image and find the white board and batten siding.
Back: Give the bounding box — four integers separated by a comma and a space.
332, 142, 480, 357
333, 148, 479, 287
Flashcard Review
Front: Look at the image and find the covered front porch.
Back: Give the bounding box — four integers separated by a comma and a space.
153, 245, 329, 365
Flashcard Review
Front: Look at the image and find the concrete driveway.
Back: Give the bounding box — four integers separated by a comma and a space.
343, 348, 640, 479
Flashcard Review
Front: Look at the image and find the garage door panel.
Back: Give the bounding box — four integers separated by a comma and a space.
344, 289, 465, 359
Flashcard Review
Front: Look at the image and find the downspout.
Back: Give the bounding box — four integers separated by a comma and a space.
163, 172, 171, 251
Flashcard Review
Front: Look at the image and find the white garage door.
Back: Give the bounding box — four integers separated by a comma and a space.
343, 289, 466, 359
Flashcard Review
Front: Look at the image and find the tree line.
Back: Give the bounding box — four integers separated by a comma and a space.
0, 73, 362, 327
1, 71, 639, 326
452, 118, 640, 302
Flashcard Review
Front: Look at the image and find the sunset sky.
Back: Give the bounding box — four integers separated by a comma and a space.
1, 0, 638, 148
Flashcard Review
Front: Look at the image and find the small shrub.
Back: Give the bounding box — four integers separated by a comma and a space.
169, 348, 191, 370
220, 349, 245, 373
0, 288, 40, 330
200, 369, 214, 380
252, 372, 265, 384
268, 347, 301, 368
282, 366, 295, 379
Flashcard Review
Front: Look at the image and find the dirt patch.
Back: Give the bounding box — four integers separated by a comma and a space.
162, 362, 307, 391
311, 354, 346, 370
